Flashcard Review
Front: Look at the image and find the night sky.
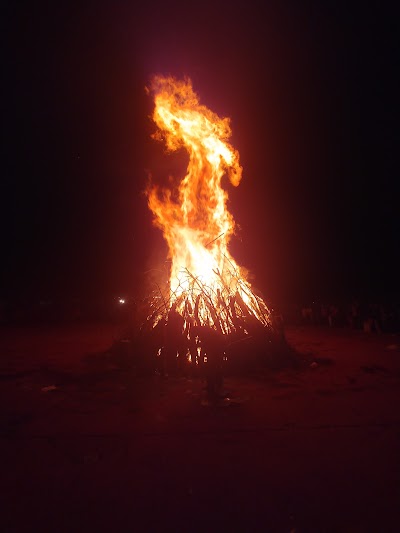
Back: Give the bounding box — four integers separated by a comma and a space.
2, 2, 399, 306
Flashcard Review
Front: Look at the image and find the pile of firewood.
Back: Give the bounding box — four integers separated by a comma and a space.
142, 266, 273, 339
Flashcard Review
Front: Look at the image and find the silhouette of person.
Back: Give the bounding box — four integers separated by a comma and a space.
165, 303, 185, 375
153, 318, 166, 376
195, 325, 225, 402
185, 315, 199, 376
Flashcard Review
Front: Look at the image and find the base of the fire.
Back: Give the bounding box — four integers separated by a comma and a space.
111, 276, 301, 387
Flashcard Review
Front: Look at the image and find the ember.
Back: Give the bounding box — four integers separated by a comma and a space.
143, 75, 277, 371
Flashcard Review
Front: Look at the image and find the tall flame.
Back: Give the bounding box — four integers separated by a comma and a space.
146, 75, 271, 334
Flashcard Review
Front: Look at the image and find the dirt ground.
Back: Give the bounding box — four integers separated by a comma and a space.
1, 323, 400, 533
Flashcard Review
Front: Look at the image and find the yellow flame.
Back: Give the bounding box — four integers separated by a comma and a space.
146, 75, 270, 332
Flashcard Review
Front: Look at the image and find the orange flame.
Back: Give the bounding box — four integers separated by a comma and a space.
146, 75, 270, 333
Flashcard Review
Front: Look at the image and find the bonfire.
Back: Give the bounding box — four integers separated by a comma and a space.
140, 76, 279, 367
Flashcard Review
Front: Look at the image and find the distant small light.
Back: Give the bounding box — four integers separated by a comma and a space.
118, 298, 125, 304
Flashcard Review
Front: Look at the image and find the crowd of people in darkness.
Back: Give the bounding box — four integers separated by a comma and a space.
1, 295, 399, 335
291, 299, 400, 334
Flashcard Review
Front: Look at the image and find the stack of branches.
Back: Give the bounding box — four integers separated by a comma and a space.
142, 265, 274, 341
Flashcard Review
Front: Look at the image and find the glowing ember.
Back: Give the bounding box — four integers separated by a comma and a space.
146, 75, 271, 336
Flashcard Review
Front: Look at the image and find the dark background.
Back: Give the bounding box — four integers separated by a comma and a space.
1, 1, 398, 309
